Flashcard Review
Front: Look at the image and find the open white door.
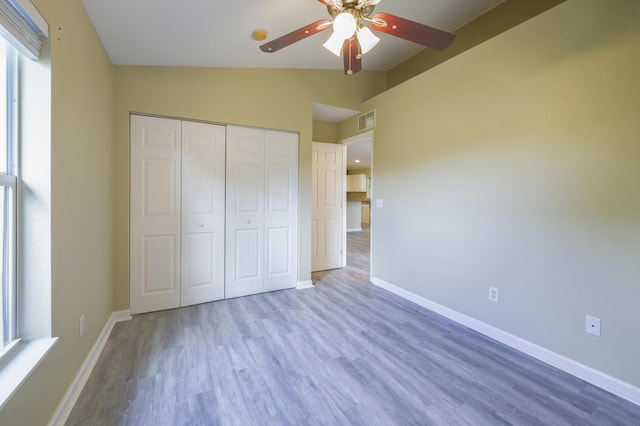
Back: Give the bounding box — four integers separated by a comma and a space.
311, 142, 344, 271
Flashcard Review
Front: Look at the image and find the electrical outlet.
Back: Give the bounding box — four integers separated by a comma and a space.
376, 198, 384, 208
489, 287, 499, 303
79, 314, 85, 337
585, 315, 601, 337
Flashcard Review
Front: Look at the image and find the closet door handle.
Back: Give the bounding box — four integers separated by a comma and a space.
198, 223, 205, 228
246, 219, 251, 224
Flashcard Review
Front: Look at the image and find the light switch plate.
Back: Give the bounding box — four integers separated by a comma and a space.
376, 199, 383, 208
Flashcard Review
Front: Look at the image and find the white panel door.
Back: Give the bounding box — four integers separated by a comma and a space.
225, 126, 266, 298
130, 115, 182, 314
226, 126, 298, 298
264, 130, 298, 292
311, 142, 344, 271
181, 121, 226, 306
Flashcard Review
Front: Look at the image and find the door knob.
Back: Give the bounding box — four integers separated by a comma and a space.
198, 224, 205, 228
246, 219, 251, 224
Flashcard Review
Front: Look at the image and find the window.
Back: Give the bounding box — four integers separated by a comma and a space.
0, 36, 17, 351
0, 0, 53, 410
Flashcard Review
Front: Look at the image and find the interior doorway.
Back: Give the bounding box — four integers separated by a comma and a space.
310, 103, 372, 282
343, 131, 373, 279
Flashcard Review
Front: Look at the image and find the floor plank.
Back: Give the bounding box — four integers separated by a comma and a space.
66, 227, 640, 425
346, 225, 370, 277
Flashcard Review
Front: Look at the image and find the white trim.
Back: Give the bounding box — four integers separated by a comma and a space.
346, 227, 362, 232
342, 144, 347, 268
341, 129, 373, 146
48, 310, 132, 426
296, 280, 314, 290
0, 337, 57, 410
0, 338, 21, 359
371, 277, 640, 407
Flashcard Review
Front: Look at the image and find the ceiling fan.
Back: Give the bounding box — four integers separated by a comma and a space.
259, 0, 456, 75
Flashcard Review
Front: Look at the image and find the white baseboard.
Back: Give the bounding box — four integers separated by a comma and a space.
371, 277, 640, 407
296, 280, 314, 290
48, 310, 132, 426
347, 227, 362, 232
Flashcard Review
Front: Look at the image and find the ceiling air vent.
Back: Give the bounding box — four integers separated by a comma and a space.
357, 110, 376, 132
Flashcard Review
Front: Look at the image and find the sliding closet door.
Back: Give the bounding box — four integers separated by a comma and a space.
181, 121, 226, 305
130, 115, 182, 314
264, 130, 298, 292
225, 126, 265, 298
225, 126, 298, 298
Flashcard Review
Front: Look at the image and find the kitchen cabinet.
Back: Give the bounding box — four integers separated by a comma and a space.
347, 174, 366, 192
347, 201, 362, 231
361, 203, 370, 225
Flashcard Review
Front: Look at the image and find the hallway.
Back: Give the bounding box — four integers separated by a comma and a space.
346, 225, 370, 278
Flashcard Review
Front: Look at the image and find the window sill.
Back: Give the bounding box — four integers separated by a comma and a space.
0, 337, 58, 410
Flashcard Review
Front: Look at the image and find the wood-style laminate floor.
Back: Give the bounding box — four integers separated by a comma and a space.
67, 227, 640, 425
345, 225, 370, 278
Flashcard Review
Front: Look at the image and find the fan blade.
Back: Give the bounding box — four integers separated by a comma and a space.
370, 12, 455, 51
343, 37, 362, 75
317, 0, 342, 7
260, 20, 332, 53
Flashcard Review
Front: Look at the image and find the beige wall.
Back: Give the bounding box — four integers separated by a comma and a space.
337, 114, 359, 141
0, 0, 116, 424
312, 119, 339, 143
113, 67, 385, 309
386, 0, 567, 89
360, 0, 640, 387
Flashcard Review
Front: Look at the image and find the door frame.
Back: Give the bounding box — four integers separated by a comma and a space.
341, 130, 374, 276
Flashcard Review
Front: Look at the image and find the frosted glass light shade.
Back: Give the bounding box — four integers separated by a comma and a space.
357, 26, 380, 55
323, 32, 344, 56
332, 12, 356, 39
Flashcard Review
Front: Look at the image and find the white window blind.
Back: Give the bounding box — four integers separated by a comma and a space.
0, 0, 47, 59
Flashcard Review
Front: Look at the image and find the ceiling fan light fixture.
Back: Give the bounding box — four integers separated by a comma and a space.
332, 12, 357, 39
357, 26, 380, 55
260, 0, 456, 75
323, 31, 345, 56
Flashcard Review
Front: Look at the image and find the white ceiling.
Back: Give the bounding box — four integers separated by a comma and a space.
82, 0, 504, 72
313, 103, 359, 123
347, 139, 372, 171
